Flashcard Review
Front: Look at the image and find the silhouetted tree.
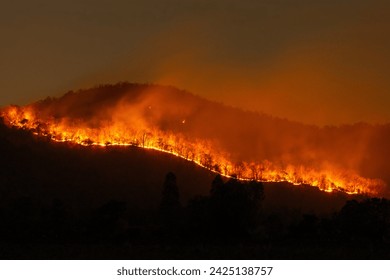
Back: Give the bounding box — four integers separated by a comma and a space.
89, 200, 127, 242
294, 214, 319, 238
160, 172, 182, 229
246, 180, 265, 226
209, 177, 264, 237
186, 195, 211, 237
264, 213, 285, 240
210, 174, 224, 196
337, 198, 390, 241
41, 198, 69, 242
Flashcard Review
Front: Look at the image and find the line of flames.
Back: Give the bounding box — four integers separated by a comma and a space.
1, 105, 385, 196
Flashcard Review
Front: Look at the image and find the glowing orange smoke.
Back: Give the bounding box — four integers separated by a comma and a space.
1, 103, 385, 196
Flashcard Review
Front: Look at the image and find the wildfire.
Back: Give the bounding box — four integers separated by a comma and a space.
0, 104, 385, 196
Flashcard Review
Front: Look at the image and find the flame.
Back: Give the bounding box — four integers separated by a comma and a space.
0, 104, 385, 196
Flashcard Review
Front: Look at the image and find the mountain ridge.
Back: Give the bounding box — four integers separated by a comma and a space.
0, 114, 365, 216
1, 82, 389, 197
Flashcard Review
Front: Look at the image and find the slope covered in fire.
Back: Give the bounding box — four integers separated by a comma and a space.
1, 110, 389, 259
0, 118, 351, 214
1, 82, 389, 196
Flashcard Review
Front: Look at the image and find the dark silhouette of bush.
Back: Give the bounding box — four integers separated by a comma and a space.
337, 198, 390, 241
160, 172, 182, 230
187, 176, 264, 239
211, 178, 264, 234
88, 200, 128, 243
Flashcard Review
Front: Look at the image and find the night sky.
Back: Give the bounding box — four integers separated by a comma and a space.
1, 0, 389, 125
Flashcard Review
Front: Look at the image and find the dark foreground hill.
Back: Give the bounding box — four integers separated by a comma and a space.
1, 117, 390, 259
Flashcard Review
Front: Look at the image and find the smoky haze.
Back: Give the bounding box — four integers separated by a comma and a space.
1, 1, 389, 126
19, 83, 389, 196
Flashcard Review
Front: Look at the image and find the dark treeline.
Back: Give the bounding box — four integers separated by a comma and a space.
0, 171, 390, 259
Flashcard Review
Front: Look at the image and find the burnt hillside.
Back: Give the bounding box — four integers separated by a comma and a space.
1, 119, 388, 260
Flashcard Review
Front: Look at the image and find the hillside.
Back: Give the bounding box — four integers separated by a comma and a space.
1, 83, 388, 196
1, 83, 390, 259
0, 118, 356, 215
0, 120, 214, 211
2, 106, 390, 259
